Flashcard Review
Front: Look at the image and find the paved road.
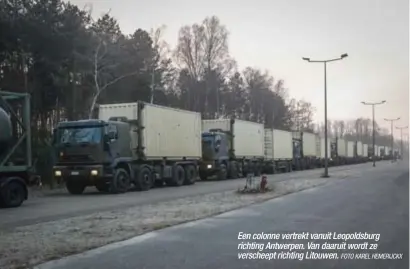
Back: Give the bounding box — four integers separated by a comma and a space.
36, 161, 408, 269
0, 162, 393, 229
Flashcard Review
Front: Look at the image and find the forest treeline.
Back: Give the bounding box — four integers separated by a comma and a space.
0, 0, 400, 161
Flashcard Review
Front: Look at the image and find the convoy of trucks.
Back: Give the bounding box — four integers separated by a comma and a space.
49, 101, 396, 195
0, 96, 395, 202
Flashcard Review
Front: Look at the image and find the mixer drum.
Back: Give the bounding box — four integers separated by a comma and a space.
0, 107, 12, 156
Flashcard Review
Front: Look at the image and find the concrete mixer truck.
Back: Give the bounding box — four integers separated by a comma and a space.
0, 90, 37, 208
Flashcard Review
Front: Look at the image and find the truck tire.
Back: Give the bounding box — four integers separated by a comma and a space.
217, 164, 227, 180
110, 168, 131, 194
184, 165, 197, 185
135, 166, 153, 191
167, 165, 185, 186
66, 180, 86, 195
0, 180, 26, 208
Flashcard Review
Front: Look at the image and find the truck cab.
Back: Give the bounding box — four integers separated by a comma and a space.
199, 130, 231, 180
52, 119, 135, 194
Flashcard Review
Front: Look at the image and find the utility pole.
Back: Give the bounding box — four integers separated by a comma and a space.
396, 126, 408, 158
384, 117, 400, 159
302, 53, 348, 178
361, 101, 386, 167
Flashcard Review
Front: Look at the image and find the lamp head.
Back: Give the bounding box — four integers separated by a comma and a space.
302, 57, 310, 61
341, 53, 348, 59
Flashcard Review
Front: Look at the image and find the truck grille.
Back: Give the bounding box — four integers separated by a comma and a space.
60, 154, 92, 162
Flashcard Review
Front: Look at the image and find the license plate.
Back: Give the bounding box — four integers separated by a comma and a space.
71, 171, 79, 176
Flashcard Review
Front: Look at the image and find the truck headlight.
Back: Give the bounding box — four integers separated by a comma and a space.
54, 170, 62, 177
91, 170, 98, 176
207, 164, 212, 169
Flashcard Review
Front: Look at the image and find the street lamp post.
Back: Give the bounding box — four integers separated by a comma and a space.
361, 101, 386, 167
302, 53, 348, 178
396, 126, 408, 158
384, 117, 400, 159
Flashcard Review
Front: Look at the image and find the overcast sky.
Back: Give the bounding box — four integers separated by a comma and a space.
69, 0, 409, 137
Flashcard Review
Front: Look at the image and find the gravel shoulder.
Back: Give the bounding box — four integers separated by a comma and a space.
1, 177, 331, 269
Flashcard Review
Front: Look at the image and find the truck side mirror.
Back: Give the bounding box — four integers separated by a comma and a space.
215, 144, 220, 152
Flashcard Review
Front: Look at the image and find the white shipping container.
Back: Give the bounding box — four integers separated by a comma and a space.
346, 141, 355, 157
202, 119, 264, 158
363, 144, 368, 157
98, 102, 202, 160
320, 137, 331, 158
264, 129, 292, 160
337, 138, 346, 157
357, 141, 363, 156
303, 132, 317, 157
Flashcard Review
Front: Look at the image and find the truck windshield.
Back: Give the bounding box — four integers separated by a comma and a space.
58, 127, 102, 145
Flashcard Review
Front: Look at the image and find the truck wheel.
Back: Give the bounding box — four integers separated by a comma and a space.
168, 165, 185, 186
110, 168, 131, 194
135, 166, 153, 191
217, 164, 227, 180
184, 165, 197, 185
0, 180, 26, 208
66, 180, 85, 195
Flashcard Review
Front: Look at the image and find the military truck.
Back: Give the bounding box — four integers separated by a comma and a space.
0, 91, 37, 208
53, 102, 202, 194
264, 128, 293, 173
291, 131, 317, 170
199, 119, 265, 180
345, 141, 355, 164
330, 137, 347, 166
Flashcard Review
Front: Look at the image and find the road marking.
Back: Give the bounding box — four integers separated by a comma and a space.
34, 232, 159, 269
